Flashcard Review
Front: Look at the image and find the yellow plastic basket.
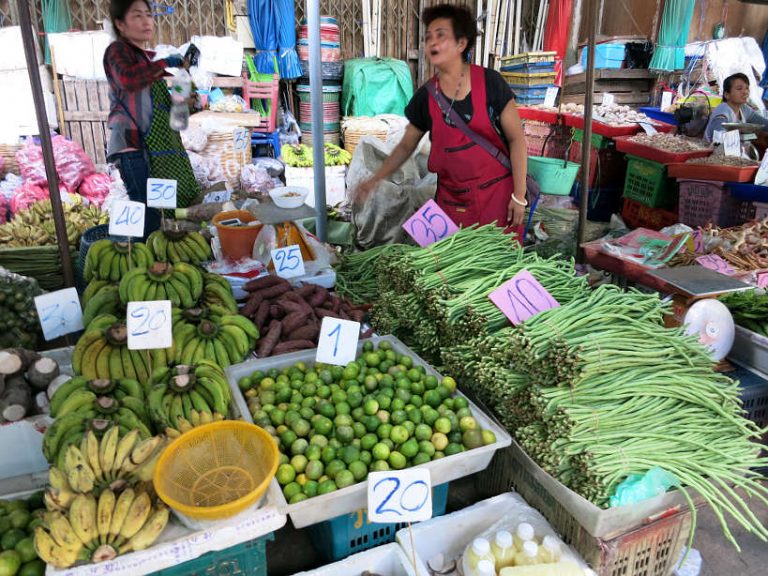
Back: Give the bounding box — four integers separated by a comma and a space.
153, 421, 279, 521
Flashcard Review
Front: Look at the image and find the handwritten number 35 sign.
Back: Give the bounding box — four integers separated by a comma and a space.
489, 270, 560, 325
403, 200, 459, 247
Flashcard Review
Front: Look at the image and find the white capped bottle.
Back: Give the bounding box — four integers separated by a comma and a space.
491, 530, 516, 569
513, 522, 535, 552
475, 559, 496, 576
514, 540, 540, 566
466, 537, 496, 572
539, 535, 561, 563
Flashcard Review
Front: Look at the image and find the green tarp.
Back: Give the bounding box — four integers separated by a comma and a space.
342, 58, 414, 117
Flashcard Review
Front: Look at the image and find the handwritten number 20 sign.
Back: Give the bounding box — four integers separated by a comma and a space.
402, 200, 459, 247
368, 469, 433, 523
489, 270, 560, 325
127, 301, 172, 350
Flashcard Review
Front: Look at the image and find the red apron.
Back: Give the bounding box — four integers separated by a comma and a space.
428, 64, 522, 237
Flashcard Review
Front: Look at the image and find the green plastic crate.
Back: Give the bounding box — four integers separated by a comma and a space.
622, 155, 676, 209
572, 128, 610, 149
150, 533, 273, 576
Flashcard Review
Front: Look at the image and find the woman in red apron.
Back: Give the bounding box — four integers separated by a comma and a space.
355, 4, 528, 236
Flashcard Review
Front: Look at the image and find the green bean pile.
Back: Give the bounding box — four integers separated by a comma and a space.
720, 289, 768, 337
335, 244, 417, 304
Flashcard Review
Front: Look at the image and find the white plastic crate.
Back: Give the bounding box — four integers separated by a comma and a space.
292, 543, 416, 576
225, 335, 512, 528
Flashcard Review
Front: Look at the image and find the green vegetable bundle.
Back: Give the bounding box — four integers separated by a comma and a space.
720, 290, 768, 337
0, 268, 42, 349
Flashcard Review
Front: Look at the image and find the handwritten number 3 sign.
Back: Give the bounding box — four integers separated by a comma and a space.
146, 178, 178, 209
489, 270, 560, 325
127, 301, 173, 350
403, 200, 459, 247
34, 288, 84, 341
368, 469, 433, 523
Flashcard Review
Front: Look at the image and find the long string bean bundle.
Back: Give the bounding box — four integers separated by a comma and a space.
719, 289, 768, 336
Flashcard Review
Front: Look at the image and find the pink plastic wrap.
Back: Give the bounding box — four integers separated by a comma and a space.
10, 183, 47, 214
0, 195, 8, 224
15, 143, 47, 186
78, 173, 112, 206
14, 136, 96, 190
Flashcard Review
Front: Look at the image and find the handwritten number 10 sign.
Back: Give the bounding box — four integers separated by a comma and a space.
489, 270, 560, 325
402, 200, 459, 247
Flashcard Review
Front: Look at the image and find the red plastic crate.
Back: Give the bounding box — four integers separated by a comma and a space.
523, 120, 554, 138
621, 197, 678, 230
678, 180, 749, 228
569, 139, 627, 188
668, 162, 758, 182
525, 124, 572, 159
613, 136, 713, 164
517, 107, 559, 123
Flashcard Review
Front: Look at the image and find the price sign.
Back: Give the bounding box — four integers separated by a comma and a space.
488, 269, 560, 325
271, 245, 305, 279
146, 178, 178, 209
543, 86, 559, 108
402, 199, 459, 248
723, 130, 741, 158
660, 91, 673, 110
602, 93, 615, 106
712, 130, 724, 144
756, 152, 768, 186
203, 190, 232, 204
696, 254, 736, 276
109, 200, 145, 237
233, 128, 250, 152
757, 271, 768, 289
316, 317, 361, 366
368, 469, 432, 523
639, 122, 658, 135
127, 300, 172, 350
34, 288, 83, 341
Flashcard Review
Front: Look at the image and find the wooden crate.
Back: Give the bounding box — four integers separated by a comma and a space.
58, 78, 110, 165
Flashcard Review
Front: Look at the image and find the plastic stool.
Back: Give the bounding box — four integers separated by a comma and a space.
252, 130, 281, 158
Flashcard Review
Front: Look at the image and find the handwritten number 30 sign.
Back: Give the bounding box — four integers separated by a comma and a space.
34, 288, 84, 341
489, 270, 560, 325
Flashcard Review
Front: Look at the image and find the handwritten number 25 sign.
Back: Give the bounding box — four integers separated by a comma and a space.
403, 200, 459, 247
489, 270, 560, 325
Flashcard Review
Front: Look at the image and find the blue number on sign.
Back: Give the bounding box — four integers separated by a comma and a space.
115, 206, 130, 226
130, 306, 166, 337
409, 219, 438, 244
275, 247, 301, 273
399, 480, 429, 512
116, 205, 143, 226
41, 300, 78, 330
421, 206, 449, 238
328, 322, 341, 357
149, 183, 175, 201
374, 476, 402, 517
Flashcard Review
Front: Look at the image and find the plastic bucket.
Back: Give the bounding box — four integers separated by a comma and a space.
212, 210, 262, 260
528, 156, 581, 196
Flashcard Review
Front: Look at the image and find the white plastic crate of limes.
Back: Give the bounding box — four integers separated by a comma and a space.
226, 335, 511, 528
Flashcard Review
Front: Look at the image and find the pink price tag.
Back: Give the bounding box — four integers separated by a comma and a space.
488, 270, 560, 325
691, 230, 704, 253
696, 254, 735, 276
402, 199, 459, 247
757, 271, 768, 289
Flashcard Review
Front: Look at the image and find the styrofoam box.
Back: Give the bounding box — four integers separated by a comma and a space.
0, 26, 43, 72
225, 335, 512, 528
48, 31, 111, 80
292, 543, 416, 576
396, 493, 587, 576
285, 165, 347, 208
729, 324, 768, 374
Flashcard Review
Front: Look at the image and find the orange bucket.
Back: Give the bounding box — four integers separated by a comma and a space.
213, 210, 263, 260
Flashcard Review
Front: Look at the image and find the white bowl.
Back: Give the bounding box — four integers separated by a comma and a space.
269, 186, 308, 209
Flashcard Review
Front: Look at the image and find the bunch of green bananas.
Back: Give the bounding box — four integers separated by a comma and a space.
71, 314, 174, 383
147, 361, 233, 432
82, 285, 122, 328
324, 143, 352, 166
49, 377, 145, 418
0, 197, 107, 247
119, 262, 203, 308
146, 228, 213, 264
82, 279, 117, 309
83, 240, 155, 283
35, 487, 169, 567
201, 272, 239, 312
281, 143, 313, 167
173, 307, 259, 367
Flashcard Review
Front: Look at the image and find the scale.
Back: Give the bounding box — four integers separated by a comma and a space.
646, 266, 752, 365
721, 122, 764, 162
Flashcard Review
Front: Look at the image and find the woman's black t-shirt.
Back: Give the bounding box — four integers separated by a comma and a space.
405, 68, 514, 138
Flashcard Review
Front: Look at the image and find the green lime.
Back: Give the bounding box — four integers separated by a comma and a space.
363, 340, 375, 352
348, 461, 368, 482
423, 408, 439, 426
400, 438, 419, 459
382, 439, 395, 451
339, 445, 360, 465
290, 455, 308, 474
403, 421, 415, 436
424, 375, 438, 390
411, 395, 423, 408
0, 529, 26, 552
313, 415, 333, 436
0, 551, 21, 576
406, 408, 423, 425
459, 416, 478, 432
305, 460, 324, 481
453, 396, 469, 410
361, 433, 378, 451
279, 453, 289, 466
342, 365, 359, 380
445, 443, 463, 456
395, 388, 412, 404
412, 452, 431, 466
336, 402, 351, 416
462, 429, 484, 450
283, 481, 302, 501
364, 376, 379, 392
379, 341, 393, 351
436, 385, 451, 400
347, 392, 363, 409
335, 425, 355, 444
270, 408, 286, 426
434, 417, 451, 434
363, 399, 379, 416
419, 440, 436, 457
482, 430, 497, 445
449, 431, 463, 445
377, 423, 393, 440
443, 398, 455, 411
292, 419, 311, 437
360, 450, 372, 466
391, 410, 407, 425
456, 407, 472, 419
388, 451, 407, 470
372, 442, 391, 461
371, 459, 390, 472
287, 493, 307, 504
280, 430, 298, 449
310, 435, 329, 449
424, 390, 441, 408
390, 425, 409, 445
364, 415, 381, 433
399, 355, 413, 369
335, 414, 353, 428
364, 352, 380, 367
433, 451, 445, 460
351, 407, 365, 421
391, 398, 405, 412
300, 382, 317, 397
415, 424, 433, 442
325, 460, 346, 480
305, 445, 322, 461
276, 464, 296, 486
441, 376, 457, 393
291, 438, 309, 456
317, 384, 332, 399
331, 389, 347, 404
19, 560, 46, 576
335, 469, 356, 489
300, 401, 315, 414
321, 446, 337, 464
238, 376, 253, 391
303, 480, 319, 498
431, 432, 449, 451
353, 422, 367, 439
376, 394, 392, 410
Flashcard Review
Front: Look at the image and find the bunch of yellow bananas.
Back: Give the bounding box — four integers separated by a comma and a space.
0, 198, 107, 247
83, 239, 155, 283
35, 488, 169, 567
146, 228, 213, 264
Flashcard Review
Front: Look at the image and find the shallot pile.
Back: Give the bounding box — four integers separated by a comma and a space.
628, 133, 711, 153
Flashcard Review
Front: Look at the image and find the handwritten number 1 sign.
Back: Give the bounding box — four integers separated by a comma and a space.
34, 288, 83, 341
368, 469, 433, 523
489, 270, 560, 325
127, 301, 172, 350
403, 199, 459, 247
316, 317, 361, 366
109, 200, 145, 237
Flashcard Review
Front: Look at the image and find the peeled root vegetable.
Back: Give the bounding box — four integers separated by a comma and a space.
0, 375, 32, 421
26, 356, 60, 390
0, 348, 41, 377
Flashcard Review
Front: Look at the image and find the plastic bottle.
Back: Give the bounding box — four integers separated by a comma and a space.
539, 535, 561, 564
498, 561, 585, 576
491, 530, 516, 569
465, 538, 496, 572
514, 541, 540, 566
169, 71, 192, 131
513, 522, 536, 552
475, 559, 496, 576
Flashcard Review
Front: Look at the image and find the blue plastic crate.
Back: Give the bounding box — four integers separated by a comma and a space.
501, 62, 556, 74
639, 107, 679, 126
728, 182, 768, 202
581, 43, 626, 69
150, 533, 273, 576
307, 483, 449, 562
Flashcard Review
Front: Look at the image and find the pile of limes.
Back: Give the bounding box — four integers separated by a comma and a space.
0, 494, 46, 576
239, 341, 497, 503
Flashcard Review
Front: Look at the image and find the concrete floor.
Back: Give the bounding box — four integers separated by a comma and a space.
266, 474, 768, 576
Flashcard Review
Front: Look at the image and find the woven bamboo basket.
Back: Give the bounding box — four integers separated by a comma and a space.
341, 118, 390, 156
0, 143, 22, 176
201, 128, 252, 190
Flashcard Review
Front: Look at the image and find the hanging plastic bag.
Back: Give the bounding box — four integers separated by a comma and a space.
279, 107, 301, 147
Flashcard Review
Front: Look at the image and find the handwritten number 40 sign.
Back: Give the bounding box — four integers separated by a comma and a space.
402, 199, 459, 248
489, 270, 560, 325
109, 200, 146, 237
368, 468, 433, 523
